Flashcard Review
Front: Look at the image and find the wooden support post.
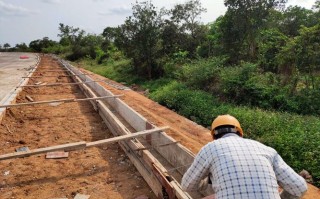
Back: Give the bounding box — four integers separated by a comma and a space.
0, 127, 169, 161
0, 95, 122, 108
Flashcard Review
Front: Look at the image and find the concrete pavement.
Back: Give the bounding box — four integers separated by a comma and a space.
0, 52, 38, 102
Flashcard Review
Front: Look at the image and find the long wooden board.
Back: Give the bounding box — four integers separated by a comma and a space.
22, 74, 90, 78
0, 127, 168, 160
19, 80, 104, 87
0, 95, 122, 108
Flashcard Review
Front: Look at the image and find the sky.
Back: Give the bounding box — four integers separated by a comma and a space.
0, 0, 317, 46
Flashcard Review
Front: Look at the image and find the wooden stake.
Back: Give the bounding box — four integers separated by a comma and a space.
0, 95, 123, 108
5, 124, 12, 134
0, 127, 169, 160
25, 95, 34, 102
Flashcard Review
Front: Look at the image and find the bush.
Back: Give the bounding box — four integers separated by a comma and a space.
149, 81, 218, 125
177, 57, 226, 91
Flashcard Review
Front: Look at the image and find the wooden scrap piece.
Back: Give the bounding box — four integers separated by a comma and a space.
25, 95, 34, 102
49, 198, 68, 199
16, 146, 30, 152
5, 124, 12, 134
74, 194, 90, 199
49, 102, 64, 107
46, 151, 69, 159
35, 82, 42, 85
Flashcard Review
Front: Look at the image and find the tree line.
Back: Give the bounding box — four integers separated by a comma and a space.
1, 0, 320, 115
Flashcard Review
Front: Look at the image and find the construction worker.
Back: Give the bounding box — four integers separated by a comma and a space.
181, 115, 308, 199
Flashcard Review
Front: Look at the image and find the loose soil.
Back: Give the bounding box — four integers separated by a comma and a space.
0, 55, 155, 199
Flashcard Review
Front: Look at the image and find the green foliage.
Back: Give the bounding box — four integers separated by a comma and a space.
258, 29, 288, 72
177, 57, 225, 91
150, 81, 217, 124
95, 46, 107, 64
141, 78, 175, 93
29, 37, 57, 52
281, 6, 318, 37
222, 0, 288, 62
114, 1, 163, 79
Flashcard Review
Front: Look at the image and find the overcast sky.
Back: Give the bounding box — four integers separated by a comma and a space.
0, 0, 317, 46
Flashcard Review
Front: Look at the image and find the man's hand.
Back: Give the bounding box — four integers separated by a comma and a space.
299, 169, 313, 183
202, 195, 215, 199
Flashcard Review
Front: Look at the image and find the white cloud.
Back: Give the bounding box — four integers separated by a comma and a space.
98, 5, 132, 16
42, 0, 62, 4
0, 1, 38, 16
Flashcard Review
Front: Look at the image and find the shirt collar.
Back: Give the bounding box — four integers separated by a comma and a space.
221, 133, 240, 139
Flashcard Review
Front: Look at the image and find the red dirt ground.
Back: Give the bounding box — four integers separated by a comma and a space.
0, 56, 156, 199
79, 67, 320, 199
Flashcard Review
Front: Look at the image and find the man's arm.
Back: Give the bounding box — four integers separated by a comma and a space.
273, 153, 308, 198
181, 146, 211, 192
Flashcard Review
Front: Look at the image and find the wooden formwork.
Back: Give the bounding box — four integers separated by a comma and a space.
57, 57, 203, 199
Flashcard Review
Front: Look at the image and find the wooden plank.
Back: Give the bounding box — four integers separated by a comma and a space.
0, 95, 122, 108
19, 80, 104, 88
86, 126, 168, 148
22, 74, 89, 78
74, 194, 90, 199
0, 142, 86, 160
0, 127, 168, 161
33, 70, 69, 72
46, 151, 69, 159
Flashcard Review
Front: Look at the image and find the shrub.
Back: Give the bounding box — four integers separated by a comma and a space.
177, 57, 226, 91
149, 81, 218, 125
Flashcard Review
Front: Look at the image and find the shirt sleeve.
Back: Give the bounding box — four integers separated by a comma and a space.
273, 153, 308, 197
181, 145, 211, 192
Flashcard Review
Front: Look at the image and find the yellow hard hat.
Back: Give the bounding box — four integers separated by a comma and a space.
211, 114, 243, 138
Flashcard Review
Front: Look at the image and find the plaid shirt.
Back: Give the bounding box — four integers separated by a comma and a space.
181, 134, 307, 199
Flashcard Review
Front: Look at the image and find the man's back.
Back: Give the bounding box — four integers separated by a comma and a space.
209, 134, 280, 198
182, 134, 307, 199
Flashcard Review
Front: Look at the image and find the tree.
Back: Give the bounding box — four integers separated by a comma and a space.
29, 37, 57, 52
222, 0, 288, 61
258, 29, 288, 73
4, 43, 10, 50
115, 1, 163, 79
281, 6, 317, 37
277, 24, 320, 89
15, 43, 29, 52
58, 23, 84, 46
197, 17, 225, 58
168, 0, 207, 57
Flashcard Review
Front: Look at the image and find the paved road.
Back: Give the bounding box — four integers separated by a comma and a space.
0, 52, 38, 102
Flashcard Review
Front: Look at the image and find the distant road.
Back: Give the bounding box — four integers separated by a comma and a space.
0, 52, 38, 102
